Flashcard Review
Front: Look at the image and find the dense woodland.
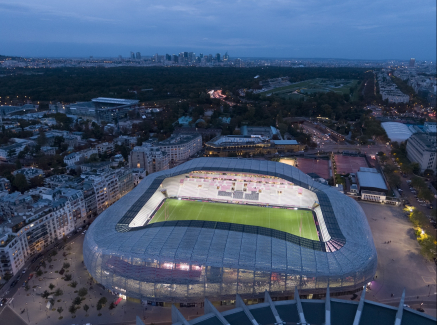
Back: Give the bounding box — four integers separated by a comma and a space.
0, 67, 368, 103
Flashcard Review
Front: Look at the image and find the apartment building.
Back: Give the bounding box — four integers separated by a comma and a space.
129, 142, 169, 174
0, 195, 76, 278
155, 134, 202, 163
81, 168, 134, 214
406, 133, 436, 172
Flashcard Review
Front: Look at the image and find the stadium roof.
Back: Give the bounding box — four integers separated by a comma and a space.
381, 122, 412, 142
357, 167, 388, 191
168, 290, 436, 325
91, 97, 139, 105
83, 158, 377, 303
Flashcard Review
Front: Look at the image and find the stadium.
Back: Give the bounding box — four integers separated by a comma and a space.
83, 158, 377, 303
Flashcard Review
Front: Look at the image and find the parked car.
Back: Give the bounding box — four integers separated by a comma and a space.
28, 273, 33, 280
22, 268, 27, 274
0, 298, 7, 306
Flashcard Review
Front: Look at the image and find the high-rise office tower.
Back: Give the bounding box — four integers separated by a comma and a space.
130, 52, 135, 59
199, 53, 204, 59
223, 52, 229, 62
216, 53, 221, 62
409, 58, 415, 68
136, 52, 141, 59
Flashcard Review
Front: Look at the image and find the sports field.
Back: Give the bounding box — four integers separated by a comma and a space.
150, 199, 319, 240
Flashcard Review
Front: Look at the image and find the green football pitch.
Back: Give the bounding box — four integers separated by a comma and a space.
149, 199, 319, 241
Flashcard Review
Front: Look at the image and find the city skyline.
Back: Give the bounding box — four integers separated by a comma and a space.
0, 0, 435, 60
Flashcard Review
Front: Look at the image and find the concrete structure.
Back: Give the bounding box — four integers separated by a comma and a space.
0, 188, 80, 278
68, 97, 139, 122
406, 133, 436, 172
64, 148, 98, 167
356, 167, 388, 194
205, 135, 304, 157
83, 158, 377, 303
0, 178, 11, 192
81, 168, 134, 214
156, 134, 202, 163
129, 142, 170, 174
12, 168, 44, 181
95, 142, 114, 155
0, 142, 27, 160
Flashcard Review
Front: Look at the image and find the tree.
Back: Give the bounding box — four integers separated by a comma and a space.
98, 297, 107, 306
418, 188, 434, 202
70, 280, 78, 288
37, 131, 47, 146
54, 288, 63, 296
83, 304, 89, 315
40, 260, 46, 268
29, 176, 44, 188
64, 274, 72, 281
13, 173, 28, 192
63, 262, 70, 269
73, 296, 82, 305
57, 307, 63, 316
68, 304, 76, 315
36, 270, 43, 277
424, 169, 434, 178
387, 173, 401, 188
49, 283, 55, 290
78, 287, 88, 297
109, 302, 115, 310
42, 290, 50, 299
411, 176, 427, 190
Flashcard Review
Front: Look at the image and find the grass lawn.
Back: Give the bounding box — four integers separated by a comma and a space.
150, 199, 319, 241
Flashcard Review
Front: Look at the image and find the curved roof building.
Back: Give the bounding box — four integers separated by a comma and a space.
83, 158, 377, 303
381, 122, 412, 142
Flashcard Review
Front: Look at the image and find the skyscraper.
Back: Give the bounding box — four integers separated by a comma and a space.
216, 53, 221, 62
409, 58, 415, 68
130, 52, 135, 59
136, 52, 141, 59
223, 52, 229, 62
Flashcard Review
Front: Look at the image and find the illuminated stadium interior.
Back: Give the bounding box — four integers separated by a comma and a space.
128, 171, 324, 241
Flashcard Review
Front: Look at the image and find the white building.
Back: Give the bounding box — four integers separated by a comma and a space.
406, 133, 436, 172
12, 168, 44, 181
81, 168, 134, 214
156, 134, 202, 163
129, 142, 169, 174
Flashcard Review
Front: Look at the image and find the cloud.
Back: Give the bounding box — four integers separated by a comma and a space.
0, 0, 434, 59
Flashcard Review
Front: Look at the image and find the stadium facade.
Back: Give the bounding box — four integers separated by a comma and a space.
83, 158, 377, 303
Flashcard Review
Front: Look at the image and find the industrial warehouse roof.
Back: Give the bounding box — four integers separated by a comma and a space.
381, 122, 412, 142
272, 140, 299, 145
83, 158, 377, 303
357, 167, 388, 191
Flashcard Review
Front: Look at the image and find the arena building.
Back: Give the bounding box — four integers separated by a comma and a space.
83, 158, 377, 303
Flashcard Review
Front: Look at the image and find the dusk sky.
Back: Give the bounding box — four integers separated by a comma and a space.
1, 0, 435, 60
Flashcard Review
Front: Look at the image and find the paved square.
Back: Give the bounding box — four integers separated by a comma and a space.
358, 202, 437, 317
